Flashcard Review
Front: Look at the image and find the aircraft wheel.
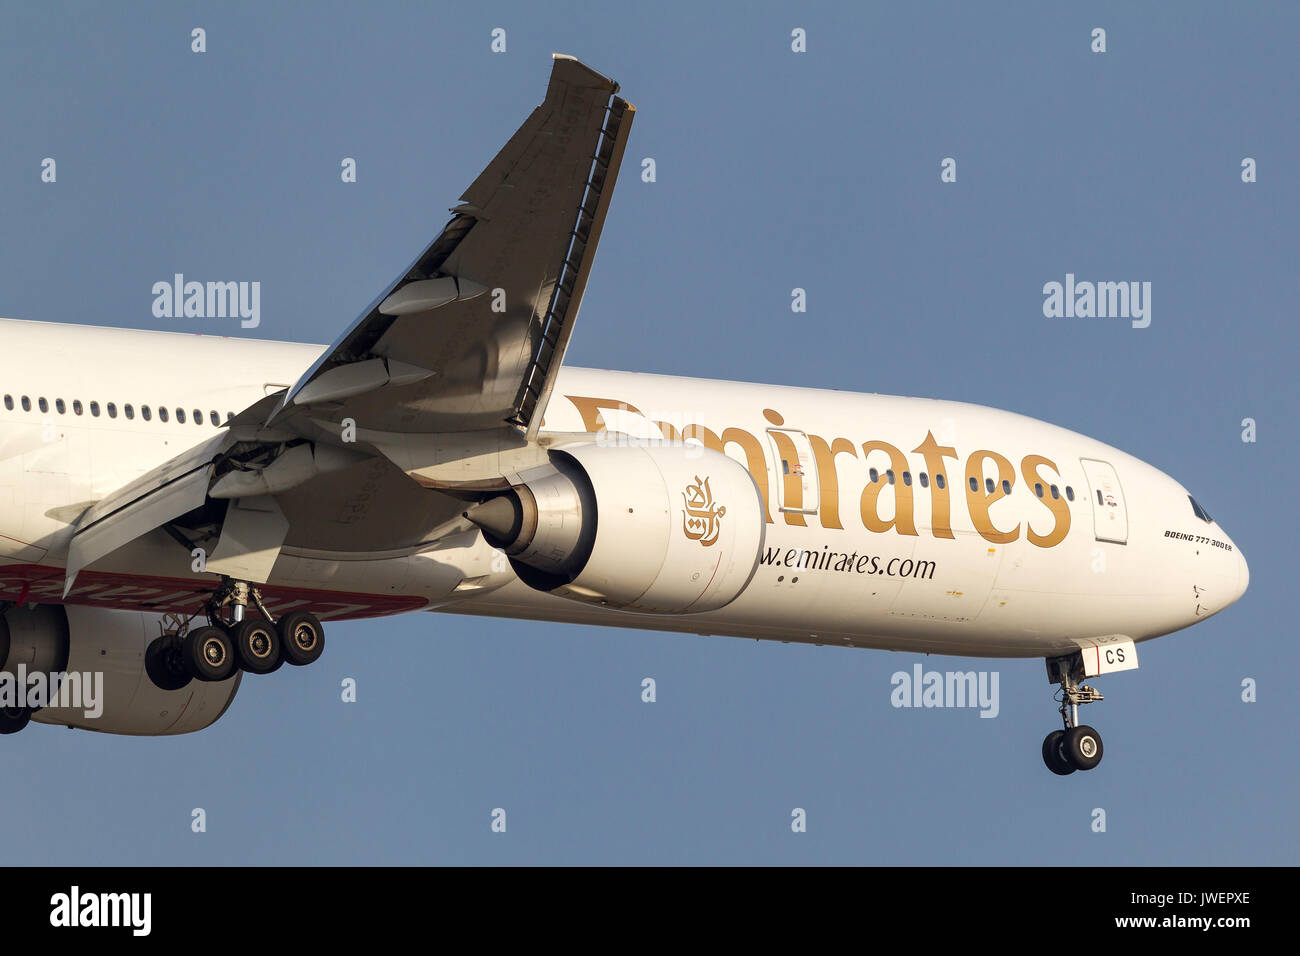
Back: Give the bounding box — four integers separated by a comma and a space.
232, 618, 281, 675
145, 634, 192, 691
0, 705, 31, 735
1064, 725, 1104, 771
183, 625, 236, 682
1041, 730, 1075, 775
278, 611, 325, 667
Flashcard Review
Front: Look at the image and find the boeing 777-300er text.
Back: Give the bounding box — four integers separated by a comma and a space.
0, 56, 1246, 774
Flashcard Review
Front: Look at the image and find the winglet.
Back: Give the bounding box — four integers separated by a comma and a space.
550, 53, 620, 93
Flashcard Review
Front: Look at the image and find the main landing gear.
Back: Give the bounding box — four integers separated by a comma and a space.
145, 579, 326, 688
1041, 655, 1105, 776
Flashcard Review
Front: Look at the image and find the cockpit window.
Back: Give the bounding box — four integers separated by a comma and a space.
1189, 495, 1212, 523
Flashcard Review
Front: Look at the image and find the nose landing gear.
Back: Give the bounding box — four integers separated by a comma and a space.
1042, 655, 1105, 775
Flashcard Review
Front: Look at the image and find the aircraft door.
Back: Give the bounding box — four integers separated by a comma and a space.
1080, 458, 1128, 544
765, 429, 818, 515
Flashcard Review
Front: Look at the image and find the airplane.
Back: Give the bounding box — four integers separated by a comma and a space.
0, 55, 1247, 775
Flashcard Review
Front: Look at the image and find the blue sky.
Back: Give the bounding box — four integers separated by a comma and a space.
0, 1, 1294, 864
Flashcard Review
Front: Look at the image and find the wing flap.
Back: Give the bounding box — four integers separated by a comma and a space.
64, 462, 215, 596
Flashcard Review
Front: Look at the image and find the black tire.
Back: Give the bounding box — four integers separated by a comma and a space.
278, 611, 325, 667
1042, 730, 1075, 775
183, 625, 236, 682
0, 705, 31, 735
145, 634, 192, 691
1064, 725, 1104, 771
233, 618, 281, 674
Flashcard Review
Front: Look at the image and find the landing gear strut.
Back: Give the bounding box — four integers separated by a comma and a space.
197, 578, 325, 680
144, 578, 327, 687
1042, 655, 1105, 775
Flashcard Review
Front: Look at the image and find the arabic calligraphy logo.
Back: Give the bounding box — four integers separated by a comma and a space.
682, 475, 725, 546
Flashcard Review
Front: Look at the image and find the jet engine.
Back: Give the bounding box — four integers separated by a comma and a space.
1, 605, 240, 736
465, 441, 765, 613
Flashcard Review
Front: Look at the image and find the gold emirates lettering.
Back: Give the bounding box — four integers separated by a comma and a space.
564, 396, 1072, 549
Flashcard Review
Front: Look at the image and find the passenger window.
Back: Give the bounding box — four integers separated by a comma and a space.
193, 409, 202, 425
38, 398, 48, 413
935, 473, 945, 490
984, 477, 994, 494
90, 401, 100, 417
107, 403, 117, 418
902, 471, 912, 487
1035, 483, 1044, 498
869, 467, 879, 483
176, 408, 185, 423
210, 411, 219, 426
886, 470, 895, 485
1066, 486, 1074, 501
1001, 479, 1011, 495
55, 398, 65, 414
158, 407, 168, 422
1050, 484, 1060, 500
124, 404, 134, 420
21, 396, 30, 411
969, 476, 978, 492
73, 400, 83, 415
2, 395, 10, 410
919, 472, 929, 488
142, 406, 151, 421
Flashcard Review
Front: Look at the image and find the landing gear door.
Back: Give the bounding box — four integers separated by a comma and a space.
1078, 638, 1138, 677
1080, 458, 1127, 545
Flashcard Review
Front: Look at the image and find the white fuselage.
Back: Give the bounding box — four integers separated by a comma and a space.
0, 317, 1247, 659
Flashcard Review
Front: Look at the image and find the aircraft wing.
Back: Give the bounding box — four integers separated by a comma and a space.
272, 53, 633, 442
62, 55, 634, 594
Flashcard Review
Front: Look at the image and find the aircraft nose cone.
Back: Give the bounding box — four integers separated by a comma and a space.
1234, 543, 1249, 604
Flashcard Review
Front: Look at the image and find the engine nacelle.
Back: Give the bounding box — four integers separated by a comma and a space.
0, 605, 241, 736
467, 441, 765, 613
